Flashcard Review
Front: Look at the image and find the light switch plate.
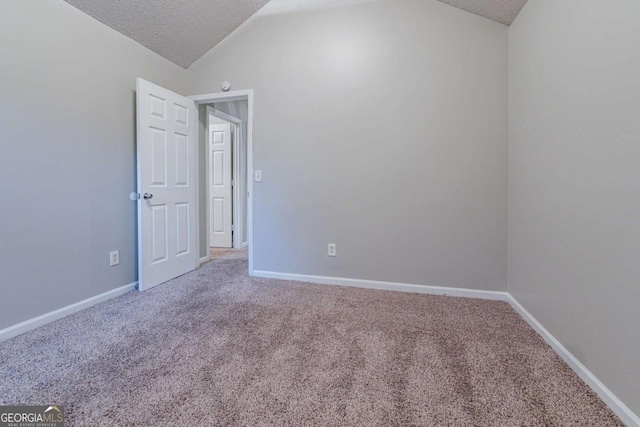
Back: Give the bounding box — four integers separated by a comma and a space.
255, 170, 262, 182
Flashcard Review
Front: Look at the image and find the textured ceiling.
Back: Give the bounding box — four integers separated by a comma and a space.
63, 0, 271, 68
438, 0, 528, 25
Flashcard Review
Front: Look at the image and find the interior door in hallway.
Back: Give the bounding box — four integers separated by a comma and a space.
209, 123, 233, 248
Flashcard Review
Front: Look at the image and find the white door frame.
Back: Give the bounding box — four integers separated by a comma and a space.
206, 106, 245, 250
189, 90, 254, 275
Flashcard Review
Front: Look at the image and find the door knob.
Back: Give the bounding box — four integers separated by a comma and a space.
143, 193, 153, 200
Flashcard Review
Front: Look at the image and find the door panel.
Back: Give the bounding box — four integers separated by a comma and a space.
136, 78, 197, 291
151, 205, 168, 264
209, 123, 232, 248
175, 202, 190, 256
150, 129, 167, 186
174, 133, 189, 186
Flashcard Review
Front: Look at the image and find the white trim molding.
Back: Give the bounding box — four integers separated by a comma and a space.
253, 270, 509, 301
252, 269, 639, 425
189, 89, 253, 105
199, 256, 211, 265
508, 295, 640, 427
1, 266, 636, 425
0, 282, 137, 343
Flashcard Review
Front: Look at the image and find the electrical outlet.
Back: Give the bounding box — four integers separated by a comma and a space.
328, 243, 337, 257
110, 250, 120, 267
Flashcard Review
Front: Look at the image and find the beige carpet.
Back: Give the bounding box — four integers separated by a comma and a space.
0, 251, 622, 426
209, 247, 244, 261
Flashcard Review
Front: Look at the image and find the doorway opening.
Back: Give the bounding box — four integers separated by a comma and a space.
206, 104, 247, 256
190, 90, 254, 274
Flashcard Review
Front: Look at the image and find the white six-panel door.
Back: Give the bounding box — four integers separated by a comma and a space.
209, 123, 233, 248
136, 78, 198, 291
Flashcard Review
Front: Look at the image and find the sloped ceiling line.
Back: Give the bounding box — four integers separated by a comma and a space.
63, 0, 271, 68
63, 0, 528, 68
437, 0, 528, 26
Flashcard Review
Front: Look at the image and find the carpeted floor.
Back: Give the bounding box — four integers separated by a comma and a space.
0, 251, 622, 426
209, 247, 244, 261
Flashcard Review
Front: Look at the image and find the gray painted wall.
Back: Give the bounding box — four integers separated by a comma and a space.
187, 0, 509, 290
509, 0, 640, 415
0, 0, 185, 329
2, 0, 637, 417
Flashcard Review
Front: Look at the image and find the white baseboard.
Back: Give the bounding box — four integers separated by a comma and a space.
0, 282, 137, 343
199, 256, 210, 265
507, 295, 640, 427
1, 269, 636, 425
253, 269, 638, 425
253, 270, 509, 301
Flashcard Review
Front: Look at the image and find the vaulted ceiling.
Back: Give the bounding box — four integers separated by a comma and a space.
63, 0, 527, 69
437, 0, 528, 26
63, 0, 271, 68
